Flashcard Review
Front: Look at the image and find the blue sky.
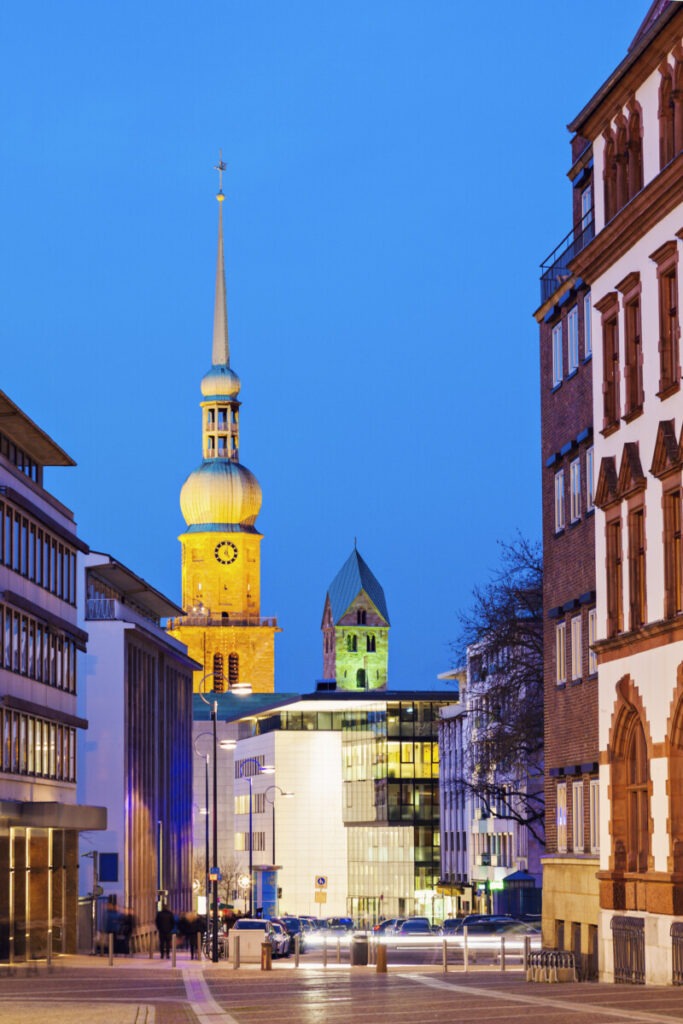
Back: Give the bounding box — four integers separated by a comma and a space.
2, 0, 649, 691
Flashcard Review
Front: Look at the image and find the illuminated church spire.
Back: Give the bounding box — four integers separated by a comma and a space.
171, 159, 278, 696
212, 154, 229, 367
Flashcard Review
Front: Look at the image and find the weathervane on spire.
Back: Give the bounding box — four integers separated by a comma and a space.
214, 150, 227, 198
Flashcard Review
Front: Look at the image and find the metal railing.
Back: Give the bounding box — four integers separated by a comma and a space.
611, 915, 645, 984
167, 614, 278, 629
540, 212, 594, 305
526, 949, 577, 983
85, 598, 117, 620
671, 921, 683, 985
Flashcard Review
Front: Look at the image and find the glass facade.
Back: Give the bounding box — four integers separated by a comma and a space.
257, 696, 446, 920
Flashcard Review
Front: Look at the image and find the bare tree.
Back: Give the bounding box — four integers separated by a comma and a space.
192, 853, 243, 906
453, 535, 544, 844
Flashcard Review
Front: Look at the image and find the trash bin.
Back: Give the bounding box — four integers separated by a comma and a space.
261, 941, 272, 970
351, 936, 369, 966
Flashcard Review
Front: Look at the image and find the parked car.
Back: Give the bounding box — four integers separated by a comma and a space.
373, 918, 405, 935
269, 921, 292, 957
280, 916, 306, 952
396, 918, 435, 935
325, 916, 354, 932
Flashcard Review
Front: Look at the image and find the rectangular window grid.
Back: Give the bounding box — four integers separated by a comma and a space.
555, 470, 566, 532
568, 305, 579, 374
572, 780, 584, 852
552, 322, 563, 387
556, 621, 567, 685
570, 458, 581, 522
557, 782, 567, 854
571, 615, 582, 681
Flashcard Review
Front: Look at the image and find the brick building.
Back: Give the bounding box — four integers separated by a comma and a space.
535, 125, 599, 973
558, 0, 683, 984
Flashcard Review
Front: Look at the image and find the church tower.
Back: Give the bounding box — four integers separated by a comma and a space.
168, 168, 279, 693
321, 546, 389, 690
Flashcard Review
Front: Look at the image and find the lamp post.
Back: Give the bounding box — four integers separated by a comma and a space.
192, 740, 211, 918
264, 785, 294, 865
195, 671, 250, 962
237, 758, 274, 916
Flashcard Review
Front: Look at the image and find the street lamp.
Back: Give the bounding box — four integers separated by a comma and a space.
264, 785, 294, 865
236, 757, 274, 916
196, 671, 250, 961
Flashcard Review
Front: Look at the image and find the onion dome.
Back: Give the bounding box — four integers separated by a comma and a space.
180, 460, 262, 529
200, 364, 241, 399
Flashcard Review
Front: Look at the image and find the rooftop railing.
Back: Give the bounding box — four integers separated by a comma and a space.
540, 211, 594, 305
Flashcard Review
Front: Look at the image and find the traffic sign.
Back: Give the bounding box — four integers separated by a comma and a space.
314, 891, 327, 904
209, 866, 222, 881
315, 875, 328, 888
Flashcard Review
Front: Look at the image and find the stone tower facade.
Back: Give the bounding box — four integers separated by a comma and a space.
321, 547, 389, 690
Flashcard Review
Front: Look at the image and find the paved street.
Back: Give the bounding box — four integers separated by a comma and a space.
3, 956, 683, 1024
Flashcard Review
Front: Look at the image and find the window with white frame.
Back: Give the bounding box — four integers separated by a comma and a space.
586, 446, 594, 512
568, 305, 579, 373
556, 621, 567, 684
557, 782, 568, 853
570, 458, 581, 522
589, 778, 600, 853
588, 607, 597, 675
584, 292, 592, 358
571, 615, 582, 680
573, 780, 585, 852
581, 184, 593, 230
555, 469, 566, 532
552, 322, 563, 386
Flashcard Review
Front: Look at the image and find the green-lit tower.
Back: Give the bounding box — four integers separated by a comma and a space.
321, 546, 389, 690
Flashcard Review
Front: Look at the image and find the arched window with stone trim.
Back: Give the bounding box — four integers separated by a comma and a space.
609, 685, 652, 881
626, 717, 650, 872
603, 128, 617, 223
666, 678, 683, 873
627, 103, 643, 199
228, 652, 239, 687
660, 63, 675, 169
615, 116, 629, 212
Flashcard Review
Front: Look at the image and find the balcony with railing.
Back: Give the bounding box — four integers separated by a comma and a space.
166, 613, 278, 630
540, 211, 594, 305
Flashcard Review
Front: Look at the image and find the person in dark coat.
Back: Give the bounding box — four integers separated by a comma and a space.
104, 899, 121, 955
119, 907, 136, 955
155, 903, 176, 959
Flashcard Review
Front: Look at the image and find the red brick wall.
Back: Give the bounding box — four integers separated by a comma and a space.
540, 284, 598, 853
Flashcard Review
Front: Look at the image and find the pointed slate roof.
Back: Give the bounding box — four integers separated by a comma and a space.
326, 547, 390, 626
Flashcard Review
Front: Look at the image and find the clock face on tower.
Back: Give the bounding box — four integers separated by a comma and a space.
214, 540, 238, 565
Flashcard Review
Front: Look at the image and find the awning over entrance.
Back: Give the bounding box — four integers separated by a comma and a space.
0, 800, 106, 830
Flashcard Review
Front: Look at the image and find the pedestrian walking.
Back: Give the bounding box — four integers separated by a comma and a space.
104, 898, 121, 955
155, 903, 176, 959
119, 906, 136, 955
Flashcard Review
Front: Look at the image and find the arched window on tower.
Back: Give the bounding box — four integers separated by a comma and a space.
626, 717, 650, 872
346, 634, 357, 653
228, 653, 239, 687
213, 653, 224, 692
356, 609, 366, 625
366, 635, 376, 653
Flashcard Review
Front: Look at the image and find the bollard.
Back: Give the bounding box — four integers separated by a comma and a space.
233, 934, 240, 970
172, 933, 177, 968
463, 926, 469, 973
442, 938, 448, 973
261, 941, 272, 971
500, 935, 506, 972
108, 931, 114, 967
149, 931, 154, 959
294, 933, 300, 967
336, 938, 341, 964
376, 941, 387, 973
369, 938, 375, 966
322, 938, 328, 968
46, 932, 52, 971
